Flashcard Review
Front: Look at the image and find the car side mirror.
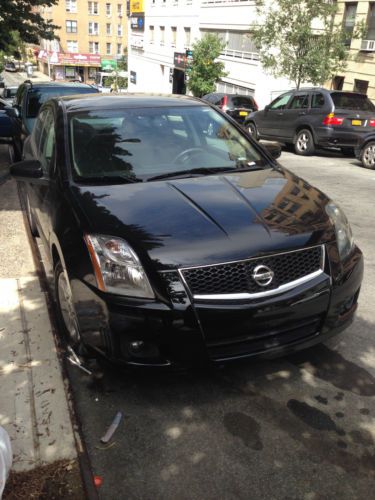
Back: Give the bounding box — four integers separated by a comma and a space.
264, 104, 270, 112
263, 142, 282, 160
10, 160, 43, 180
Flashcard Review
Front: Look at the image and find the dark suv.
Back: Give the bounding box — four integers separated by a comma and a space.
8, 80, 98, 160
244, 88, 375, 156
201, 93, 258, 124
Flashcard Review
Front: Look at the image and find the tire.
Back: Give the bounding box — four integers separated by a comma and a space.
54, 261, 85, 353
25, 193, 39, 237
361, 141, 375, 169
246, 121, 258, 140
294, 129, 315, 156
341, 147, 355, 157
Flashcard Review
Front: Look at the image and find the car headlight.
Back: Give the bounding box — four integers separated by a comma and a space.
84, 235, 154, 298
325, 202, 354, 260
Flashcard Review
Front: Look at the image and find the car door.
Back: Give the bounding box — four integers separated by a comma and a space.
257, 92, 293, 137
279, 92, 310, 140
27, 107, 56, 248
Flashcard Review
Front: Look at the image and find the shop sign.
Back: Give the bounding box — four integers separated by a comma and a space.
130, 0, 144, 13
38, 50, 101, 67
174, 52, 186, 70
101, 59, 117, 71
130, 14, 144, 30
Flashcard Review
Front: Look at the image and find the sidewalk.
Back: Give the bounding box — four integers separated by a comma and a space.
0, 146, 77, 476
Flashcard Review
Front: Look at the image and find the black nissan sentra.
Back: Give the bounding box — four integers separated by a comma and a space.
11, 94, 363, 367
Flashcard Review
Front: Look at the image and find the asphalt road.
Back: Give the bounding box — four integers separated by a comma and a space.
62, 150, 375, 500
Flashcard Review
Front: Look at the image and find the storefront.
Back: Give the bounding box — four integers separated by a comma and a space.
37, 50, 102, 83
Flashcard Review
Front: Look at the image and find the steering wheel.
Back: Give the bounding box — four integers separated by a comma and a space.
173, 147, 207, 164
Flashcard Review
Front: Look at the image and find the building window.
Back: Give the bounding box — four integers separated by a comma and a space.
106, 42, 112, 55
171, 27, 177, 47
343, 3, 358, 47
106, 23, 112, 35
89, 41, 100, 54
88, 1, 98, 14
332, 76, 344, 90
366, 3, 375, 39
117, 24, 123, 36
184, 27, 191, 47
117, 43, 122, 55
106, 2, 111, 15
160, 26, 165, 46
354, 79, 369, 94
67, 40, 78, 52
149, 25, 154, 44
66, 20, 77, 33
65, 0, 77, 12
89, 22, 99, 35
117, 3, 123, 16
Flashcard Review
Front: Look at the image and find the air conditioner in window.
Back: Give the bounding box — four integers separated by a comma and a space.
361, 40, 375, 52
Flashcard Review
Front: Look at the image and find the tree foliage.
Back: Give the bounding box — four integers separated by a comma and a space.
0, 0, 59, 53
187, 34, 228, 97
252, 0, 351, 89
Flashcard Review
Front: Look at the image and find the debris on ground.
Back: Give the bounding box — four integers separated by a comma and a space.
100, 411, 123, 444
3, 459, 84, 499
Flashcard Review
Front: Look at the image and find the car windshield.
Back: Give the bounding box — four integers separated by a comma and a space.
331, 92, 375, 111
68, 105, 269, 182
26, 87, 97, 118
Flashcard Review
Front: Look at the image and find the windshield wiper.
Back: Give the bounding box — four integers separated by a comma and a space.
77, 175, 142, 185
147, 167, 237, 181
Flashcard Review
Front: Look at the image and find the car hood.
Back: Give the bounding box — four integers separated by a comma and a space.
71, 168, 334, 270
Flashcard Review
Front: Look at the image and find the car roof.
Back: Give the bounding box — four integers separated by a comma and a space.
22, 81, 95, 90
55, 93, 205, 112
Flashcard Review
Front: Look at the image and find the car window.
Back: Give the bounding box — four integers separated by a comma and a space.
331, 92, 375, 111
31, 109, 47, 151
311, 93, 325, 108
289, 94, 309, 109
39, 110, 56, 174
269, 93, 293, 110
68, 105, 268, 181
26, 86, 97, 119
231, 96, 255, 108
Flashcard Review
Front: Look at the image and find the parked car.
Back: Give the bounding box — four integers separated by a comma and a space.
0, 98, 14, 140
244, 88, 375, 156
201, 93, 258, 124
7, 80, 99, 161
4, 62, 17, 72
1, 85, 18, 105
10, 94, 363, 368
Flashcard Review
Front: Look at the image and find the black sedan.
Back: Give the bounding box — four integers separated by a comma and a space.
11, 94, 363, 367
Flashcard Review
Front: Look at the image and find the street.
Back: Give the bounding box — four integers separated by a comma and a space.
63, 151, 374, 500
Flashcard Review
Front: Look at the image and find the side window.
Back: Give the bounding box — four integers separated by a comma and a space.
289, 94, 309, 109
269, 93, 293, 110
311, 93, 325, 108
39, 110, 56, 175
31, 109, 47, 152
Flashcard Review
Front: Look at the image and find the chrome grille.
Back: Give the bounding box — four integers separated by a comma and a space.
180, 245, 324, 299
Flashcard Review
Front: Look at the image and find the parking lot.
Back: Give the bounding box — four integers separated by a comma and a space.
55, 150, 374, 500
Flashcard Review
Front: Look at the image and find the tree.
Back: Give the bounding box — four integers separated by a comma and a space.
187, 34, 228, 97
0, 0, 59, 53
117, 47, 128, 72
252, 0, 351, 89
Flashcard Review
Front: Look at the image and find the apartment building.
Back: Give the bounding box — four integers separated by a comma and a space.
334, 0, 375, 98
127, 0, 292, 108
38, 0, 127, 82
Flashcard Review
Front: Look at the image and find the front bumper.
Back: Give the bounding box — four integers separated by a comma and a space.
72, 245, 363, 367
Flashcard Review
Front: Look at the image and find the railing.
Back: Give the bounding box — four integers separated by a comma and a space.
220, 48, 259, 61
361, 39, 375, 51
202, 0, 254, 5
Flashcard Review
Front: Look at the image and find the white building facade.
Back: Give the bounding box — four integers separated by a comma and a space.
127, 0, 293, 108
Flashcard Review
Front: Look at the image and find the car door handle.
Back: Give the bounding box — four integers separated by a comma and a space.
298, 111, 306, 116
277, 112, 284, 116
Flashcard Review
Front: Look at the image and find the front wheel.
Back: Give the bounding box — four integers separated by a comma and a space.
294, 129, 315, 156
246, 122, 258, 140
361, 141, 375, 169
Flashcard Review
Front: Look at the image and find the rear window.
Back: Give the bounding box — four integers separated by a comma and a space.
231, 96, 255, 108
331, 92, 375, 111
26, 86, 98, 118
